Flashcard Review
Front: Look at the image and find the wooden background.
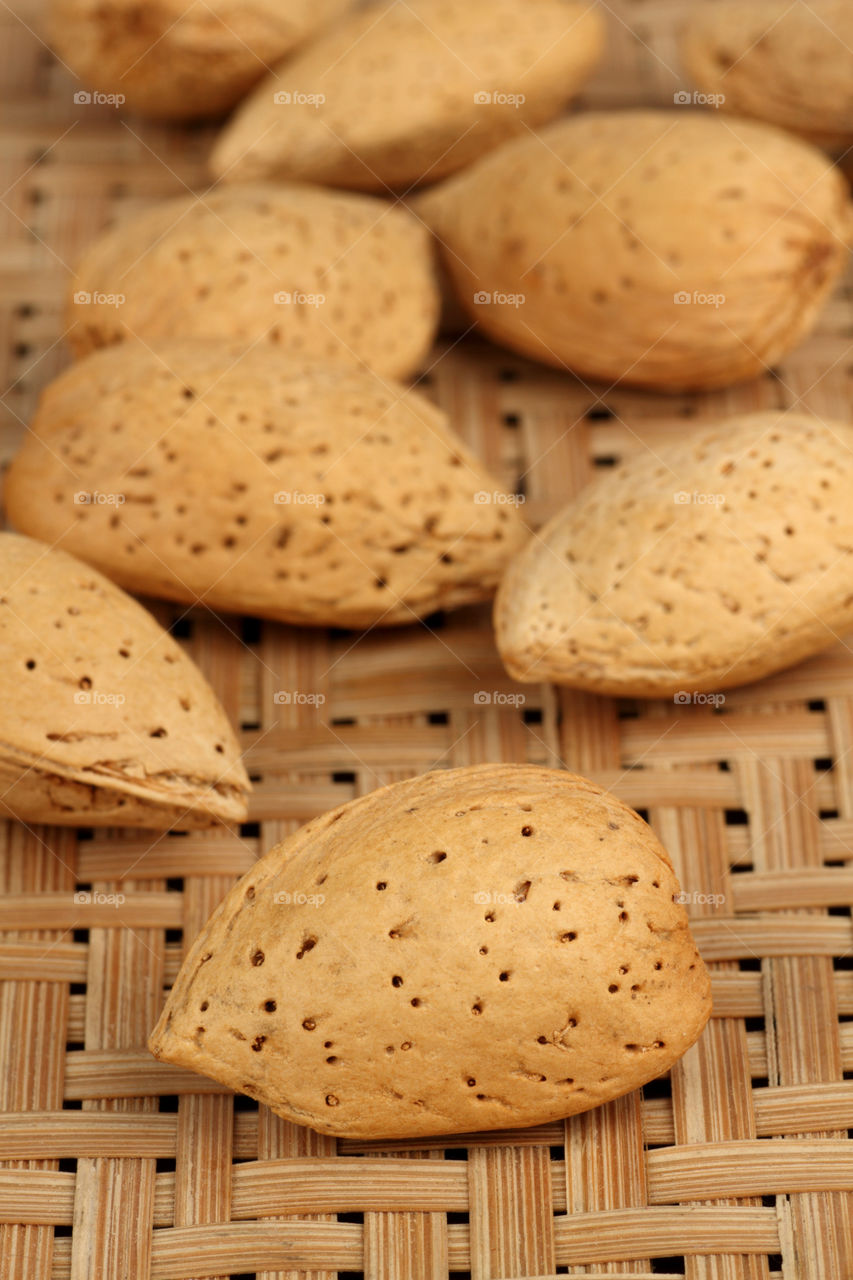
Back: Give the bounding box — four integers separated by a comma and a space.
1, 1, 852, 1277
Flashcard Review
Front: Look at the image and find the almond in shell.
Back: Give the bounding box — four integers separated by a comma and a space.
416, 111, 852, 390
0, 533, 249, 828
149, 763, 711, 1139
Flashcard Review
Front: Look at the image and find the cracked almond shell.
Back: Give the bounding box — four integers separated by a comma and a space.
0, 533, 249, 828
7, 341, 528, 628
47, 0, 353, 121
495, 412, 853, 697
149, 763, 711, 1140
682, 0, 853, 152
416, 110, 852, 390
66, 184, 439, 382
210, 0, 604, 191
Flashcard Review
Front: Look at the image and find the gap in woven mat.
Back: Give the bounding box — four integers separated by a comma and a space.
523, 707, 542, 725
165, 928, 182, 944
428, 711, 449, 724
724, 808, 749, 826
240, 822, 260, 839
156, 1158, 176, 1173
808, 699, 827, 712
444, 1148, 467, 1160
586, 404, 614, 422
166, 877, 184, 892
833, 954, 853, 970
231, 1095, 257, 1122
158, 1095, 180, 1113
815, 756, 835, 772
820, 809, 839, 820
332, 771, 356, 784
651, 1259, 685, 1274
502, 412, 520, 428
828, 905, 852, 917
744, 1016, 765, 1033
168, 617, 193, 640
242, 616, 262, 645
739, 957, 761, 971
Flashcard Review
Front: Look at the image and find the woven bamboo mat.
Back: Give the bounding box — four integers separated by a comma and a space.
2, 1, 853, 1277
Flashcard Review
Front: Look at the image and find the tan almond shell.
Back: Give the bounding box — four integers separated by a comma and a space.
210, 0, 605, 191
415, 110, 852, 391
0, 533, 249, 827
682, 0, 853, 152
66, 184, 440, 383
47, 0, 353, 121
148, 763, 711, 1140
6, 342, 528, 628
495, 412, 853, 697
